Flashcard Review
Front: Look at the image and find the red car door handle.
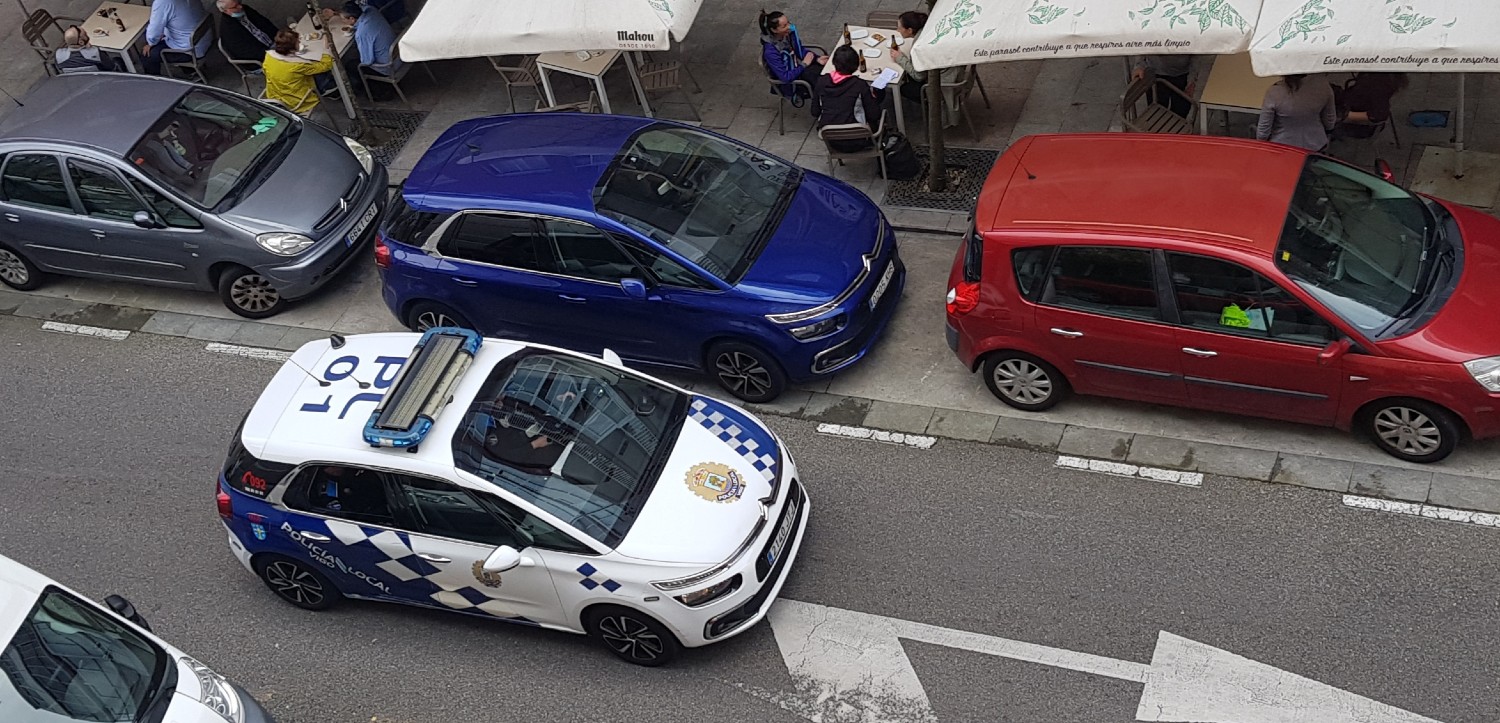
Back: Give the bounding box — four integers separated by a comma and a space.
1049, 327, 1084, 338
1182, 347, 1218, 357
450, 277, 478, 286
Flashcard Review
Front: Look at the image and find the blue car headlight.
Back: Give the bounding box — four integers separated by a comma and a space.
788, 314, 847, 340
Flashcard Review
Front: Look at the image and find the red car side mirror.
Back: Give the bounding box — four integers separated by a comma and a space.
1319, 338, 1352, 366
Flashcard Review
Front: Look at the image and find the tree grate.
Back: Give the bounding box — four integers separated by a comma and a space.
361, 108, 429, 169
881, 145, 1000, 212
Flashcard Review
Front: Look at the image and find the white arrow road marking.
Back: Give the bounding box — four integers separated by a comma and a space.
761, 599, 1443, 723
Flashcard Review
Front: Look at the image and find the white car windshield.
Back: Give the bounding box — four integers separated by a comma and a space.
593, 126, 799, 284
452, 352, 687, 546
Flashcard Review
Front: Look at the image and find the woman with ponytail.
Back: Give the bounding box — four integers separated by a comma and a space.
759, 10, 827, 100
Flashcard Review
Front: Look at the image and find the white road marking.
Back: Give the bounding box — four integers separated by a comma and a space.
1342, 494, 1500, 528
762, 598, 1443, 723
816, 423, 937, 449
204, 343, 293, 362
40, 321, 130, 341
1055, 455, 1203, 487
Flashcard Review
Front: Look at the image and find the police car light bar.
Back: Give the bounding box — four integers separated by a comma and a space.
363, 327, 483, 449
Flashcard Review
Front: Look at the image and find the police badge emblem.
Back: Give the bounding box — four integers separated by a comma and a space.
472, 561, 503, 588
685, 462, 746, 503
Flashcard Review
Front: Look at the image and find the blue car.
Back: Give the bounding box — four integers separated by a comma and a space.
375, 114, 904, 402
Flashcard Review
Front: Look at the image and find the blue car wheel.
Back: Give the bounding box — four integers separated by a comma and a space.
708, 341, 786, 404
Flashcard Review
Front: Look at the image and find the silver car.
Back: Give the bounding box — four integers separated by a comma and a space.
0, 74, 387, 317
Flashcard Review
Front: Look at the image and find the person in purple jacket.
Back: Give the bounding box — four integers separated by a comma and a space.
759, 10, 827, 103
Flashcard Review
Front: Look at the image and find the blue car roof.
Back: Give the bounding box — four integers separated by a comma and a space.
401, 113, 654, 217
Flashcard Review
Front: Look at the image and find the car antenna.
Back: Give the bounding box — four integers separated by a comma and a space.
327, 334, 373, 389
285, 358, 330, 387
1021, 162, 1037, 180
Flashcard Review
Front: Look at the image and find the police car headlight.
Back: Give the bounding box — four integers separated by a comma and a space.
255, 231, 315, 256
343, 136, 375, 173
182, 657, 244, 723
674, 574, 742, 607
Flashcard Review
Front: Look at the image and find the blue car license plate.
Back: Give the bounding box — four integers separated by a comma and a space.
868, 262, 894, 309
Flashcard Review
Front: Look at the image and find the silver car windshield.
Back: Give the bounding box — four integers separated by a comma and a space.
593, 126, 799, 284
452, 352, 687, 547
127, 89, 294, 209
1275, 157, 1433, 336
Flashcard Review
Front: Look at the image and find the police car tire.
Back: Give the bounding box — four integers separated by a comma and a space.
218, 266, 287, 319
254, 555, 342, 611
584, 605, 682, 667
0, 244, 44, 291
707, 341, 787, 404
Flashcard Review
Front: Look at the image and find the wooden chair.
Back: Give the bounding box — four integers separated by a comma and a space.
360, 34, 437, 108
487, 54, 540, 112
759, 55, 813, 136
160, 16, 214, 82
865, 11, 902, 29
534, 91, 600, 113
1119, 76, 1195, 134
818, 110, 888, 179
636, 60, 702, 120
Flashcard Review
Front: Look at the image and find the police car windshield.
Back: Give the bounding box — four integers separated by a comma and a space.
453, 352, 687, 547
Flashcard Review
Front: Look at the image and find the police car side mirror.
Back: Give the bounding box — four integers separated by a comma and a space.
483, 545, 533, 573
104, 594, 152, 632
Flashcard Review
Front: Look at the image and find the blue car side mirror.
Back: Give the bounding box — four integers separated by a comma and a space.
620, 278, 649, 300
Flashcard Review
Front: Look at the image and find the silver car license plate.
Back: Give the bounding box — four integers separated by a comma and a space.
346, 202, 378, 246
868, 262, 894, 309
766, 494, 800, 565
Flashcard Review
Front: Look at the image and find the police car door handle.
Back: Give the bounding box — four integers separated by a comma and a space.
415, 553, 451, 564
298, 530, 332, 542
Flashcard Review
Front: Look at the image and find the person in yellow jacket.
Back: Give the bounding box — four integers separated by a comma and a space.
261, 29, 334, 116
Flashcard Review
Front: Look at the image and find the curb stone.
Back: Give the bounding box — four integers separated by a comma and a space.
7, 293, 1500, 517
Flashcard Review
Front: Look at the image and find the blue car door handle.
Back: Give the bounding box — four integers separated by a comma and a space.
297, 530, 332, 542
450, 277, 478, 287
558, 294, 586, 302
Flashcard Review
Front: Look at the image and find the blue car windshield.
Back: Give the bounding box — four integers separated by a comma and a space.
452, 352, 687, 547
593, 126, 800, 284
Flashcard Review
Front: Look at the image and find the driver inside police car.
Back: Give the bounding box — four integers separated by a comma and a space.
310, 466, 388, 517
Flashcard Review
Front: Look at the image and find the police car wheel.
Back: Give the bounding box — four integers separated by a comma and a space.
708, 341, 786, 404
406, 302, 475, 333
218, 267, 287, 319
255, 556, 341, 611
0, 244, 44, 291
585, 606, 681, 667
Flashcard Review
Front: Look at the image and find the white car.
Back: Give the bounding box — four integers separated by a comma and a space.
218, 328, 809, 666
0, 552, 274, 722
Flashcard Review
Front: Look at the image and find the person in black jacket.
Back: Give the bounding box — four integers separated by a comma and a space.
811, 46, 881, 152
216, 0, 279, 65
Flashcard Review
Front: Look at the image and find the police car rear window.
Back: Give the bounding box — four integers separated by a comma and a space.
222, 434, 293, 500
452, 351, 686, 547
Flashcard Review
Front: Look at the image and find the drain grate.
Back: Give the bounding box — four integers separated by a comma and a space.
882, 145, 999, 212
360, 108, 429, 169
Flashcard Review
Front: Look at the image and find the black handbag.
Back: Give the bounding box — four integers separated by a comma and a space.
880, 132, 921, 181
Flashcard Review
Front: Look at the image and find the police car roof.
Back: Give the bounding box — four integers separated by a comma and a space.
241, 332, 527, 482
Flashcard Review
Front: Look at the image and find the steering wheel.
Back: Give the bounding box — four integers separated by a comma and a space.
630, 170, 695, 196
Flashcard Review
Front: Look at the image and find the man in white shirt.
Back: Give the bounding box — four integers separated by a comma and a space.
142, 0, 213, 77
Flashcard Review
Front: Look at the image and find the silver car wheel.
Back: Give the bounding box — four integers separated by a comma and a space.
264, 561, 325, 606
597, 614, 665, 663
992, 358, 1053, 405
0, 249, 29, 286
416, 309, 458, 331
715, 351, 772, 398
229, 273, 281, 313
1373, 406, 1442, 456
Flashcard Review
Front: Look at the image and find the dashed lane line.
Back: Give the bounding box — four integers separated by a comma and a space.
816, 423, 937, 450
1054, 455, 1204, 487
1342, 494, 1500, 529
40, 321, 131, 341
204, 343, 293, 362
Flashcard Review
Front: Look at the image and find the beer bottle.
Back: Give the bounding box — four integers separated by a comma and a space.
859, 53, 868, 73
842, 24, 851, 45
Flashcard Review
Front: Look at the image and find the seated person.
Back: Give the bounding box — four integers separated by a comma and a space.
759, 9, 826, 102
811, 46, 881, 152
483, 409, 566, 473
262, 29, 335, 116
1333, 73, 1408, 139
216, 0, 278, 65
55, 26, 123, 73
307, 466, 391, 521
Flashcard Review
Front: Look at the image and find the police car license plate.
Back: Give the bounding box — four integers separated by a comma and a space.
868, 262, 894, 309
346, 202, 378, 246
766, 494, 800, 565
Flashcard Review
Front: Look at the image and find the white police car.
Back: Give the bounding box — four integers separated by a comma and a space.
0, 552, 274, 722
217, 328, 808, 666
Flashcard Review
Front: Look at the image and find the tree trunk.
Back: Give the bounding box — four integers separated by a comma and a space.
925, 71, 947, 192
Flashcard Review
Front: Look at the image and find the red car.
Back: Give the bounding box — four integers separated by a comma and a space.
945, 134, 1500, 463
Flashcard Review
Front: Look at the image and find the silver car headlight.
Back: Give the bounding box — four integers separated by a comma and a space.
343, 136, 374, 173
1464, 356, 1500, 392
674, 574, 742, 607
256, 231, 315, 256
182, 657, 244, 723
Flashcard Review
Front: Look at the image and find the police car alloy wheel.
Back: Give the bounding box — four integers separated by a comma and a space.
219, 266, 287, 319
585, 606, 682, 667
0, 245, 43, 291
256, 556, 340, 611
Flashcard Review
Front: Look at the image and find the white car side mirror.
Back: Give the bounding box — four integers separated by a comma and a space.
483, 545, 534, 572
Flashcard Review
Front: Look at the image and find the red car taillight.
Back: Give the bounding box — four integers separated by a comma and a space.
374, 233, 391, 268
216, 488, 233, 519
947, 282, 979, 315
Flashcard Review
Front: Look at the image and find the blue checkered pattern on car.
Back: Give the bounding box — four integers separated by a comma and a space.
576, 563, 621, 593
689, 397, 779, 486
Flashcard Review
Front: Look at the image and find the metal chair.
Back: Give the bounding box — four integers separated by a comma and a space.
359, 35, 436, 108
636, 60, 702, 120
759, 55, 813, 136
938, 65, 985, 138
23, 9, 85, 77
534, 91, 600, 113
160, 16, 214, 82
487, 54, 540, 112
1119, 76, 1195, 135
217, 37, 264, 95
865, 11, 902, 29
818, 110, 888, 179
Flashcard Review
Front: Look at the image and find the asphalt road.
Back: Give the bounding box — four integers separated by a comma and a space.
0, 315, 1496, 723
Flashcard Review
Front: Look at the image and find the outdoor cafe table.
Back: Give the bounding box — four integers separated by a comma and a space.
824, 25, 908, 135
535, 50, 652, 117
80, 0, 151, 73
293, 11, 355, 59
1197, 52, 1280, 136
